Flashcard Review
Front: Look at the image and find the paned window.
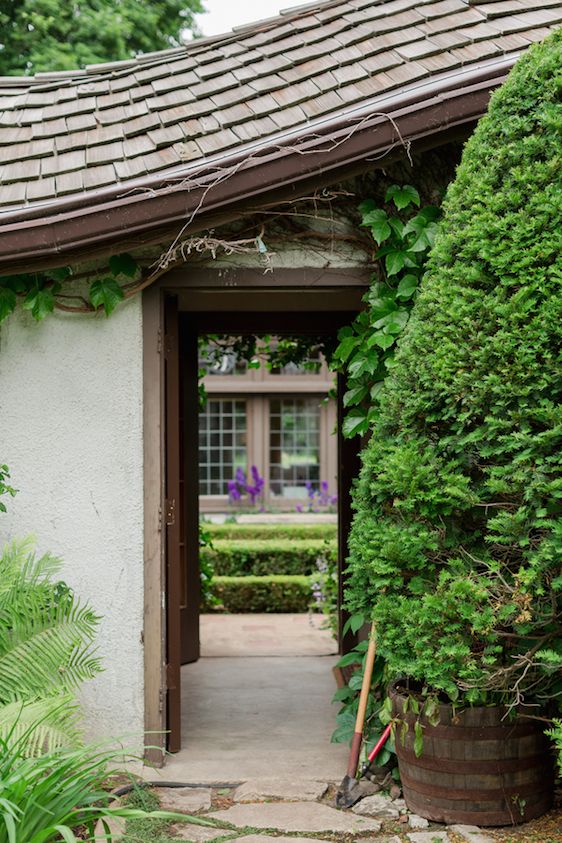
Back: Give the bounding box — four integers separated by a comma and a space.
269, 398, 320, 498
199, 399, 247, 495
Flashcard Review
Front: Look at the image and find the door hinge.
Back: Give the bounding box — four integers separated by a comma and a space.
159, 686, 164, 713
157, 327, 163, 355
165, 497, 176, 527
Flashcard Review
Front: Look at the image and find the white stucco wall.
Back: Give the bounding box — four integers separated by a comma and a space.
0, 298, 145, 748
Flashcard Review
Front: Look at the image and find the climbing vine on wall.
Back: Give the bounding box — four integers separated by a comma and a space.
331, 185, 440, 437
0, 184, 440, 441
197, 186, 440, 437
0, 465, 16, 513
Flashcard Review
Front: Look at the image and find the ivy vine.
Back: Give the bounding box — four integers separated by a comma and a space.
0, 184, 439, 445
331, 185, 440, 437
0, 253, 139, 323
0, 465, 16, 514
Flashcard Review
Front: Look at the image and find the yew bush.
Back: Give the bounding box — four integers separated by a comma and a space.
347, 31, 562, 715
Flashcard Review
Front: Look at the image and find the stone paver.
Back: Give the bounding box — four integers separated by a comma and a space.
407, 833, 450, 843
158, 786, 212, 812
352, 794, 400, 819
449, 825, 494, 843
356, 838, 401, 843
169, 823, 234, 842
408, 814, 429, 829
232, 778, 328, 802
233, 837, 331, 843
209, 802, 382, 833
392, 798, 407, 813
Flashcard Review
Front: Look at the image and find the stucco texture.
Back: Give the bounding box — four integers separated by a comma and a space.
0, 298, 145, 748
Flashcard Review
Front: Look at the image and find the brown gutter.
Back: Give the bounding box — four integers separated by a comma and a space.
0, 61, 512, 271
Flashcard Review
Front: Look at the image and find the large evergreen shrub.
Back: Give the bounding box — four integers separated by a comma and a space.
347, 31, 562, 710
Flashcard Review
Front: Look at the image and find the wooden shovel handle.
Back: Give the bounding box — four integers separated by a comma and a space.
346, 621, 377, 777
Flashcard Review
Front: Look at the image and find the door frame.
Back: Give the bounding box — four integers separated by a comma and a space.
142, 269, 368, 763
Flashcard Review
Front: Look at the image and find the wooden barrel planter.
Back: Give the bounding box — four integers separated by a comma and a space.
389, 683, 554, 826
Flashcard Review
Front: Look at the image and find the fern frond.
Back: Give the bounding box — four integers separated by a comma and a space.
0, 538, 101, 704
0, 696, 83, 757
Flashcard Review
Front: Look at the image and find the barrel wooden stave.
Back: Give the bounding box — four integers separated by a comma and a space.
390, 685, 554, 826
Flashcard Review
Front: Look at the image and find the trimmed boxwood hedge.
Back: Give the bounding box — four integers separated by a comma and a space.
205, 522, 337, 541
206, 575, 313, 613
201, 538, 336, 576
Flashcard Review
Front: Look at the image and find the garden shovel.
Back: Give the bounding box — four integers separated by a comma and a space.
336, 621, 388, 809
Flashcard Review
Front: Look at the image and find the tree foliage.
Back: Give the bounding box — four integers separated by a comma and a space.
347, 31, 562, 712
0, 0, 204, 76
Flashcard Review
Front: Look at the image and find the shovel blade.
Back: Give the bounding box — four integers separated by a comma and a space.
335, 775, 362, 809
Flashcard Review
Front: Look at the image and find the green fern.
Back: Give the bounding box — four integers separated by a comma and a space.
0, 539, 101, 754
0, 697, 82, 756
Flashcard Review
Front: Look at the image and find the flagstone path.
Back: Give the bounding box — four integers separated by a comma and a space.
142, 778, 521, 843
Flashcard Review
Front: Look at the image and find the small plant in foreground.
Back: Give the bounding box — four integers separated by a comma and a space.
0, 537, 101, 754
0, 719, 197, 843
0, 464, 16, 513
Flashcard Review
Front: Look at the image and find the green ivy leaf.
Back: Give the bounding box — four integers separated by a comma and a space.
332, 686, 354, 702
414, 721, 424, 757
348, 350, 378, 377
385, 184, 421, 210
334, 335, 358, 362
343, 385, 368, 407
337, 325, 354, 340
335, 651, 363, 668
108, 253, 138, 278
358, 198, 377, 215
349, 673, 365, 691
342, 408, 369, 438
45, 266, 72, 282
371, 332, 395, 350
22, 287, 55, 321
361, 209, 391, 245
2, 274, 34, 293
89, 278, 125, 316
424, 696, 441, 728
0, 287, 17, 322
385, 251, 407, 276
397, 274, 418, 299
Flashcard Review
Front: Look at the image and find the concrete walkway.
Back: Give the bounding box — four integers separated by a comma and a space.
165, 613, 347, 781
200, 613, 338, 658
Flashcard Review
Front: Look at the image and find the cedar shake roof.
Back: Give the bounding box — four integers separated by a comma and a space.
0, 0, 560, 268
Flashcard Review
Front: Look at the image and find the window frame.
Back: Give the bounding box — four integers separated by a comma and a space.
199, 343, 337, 511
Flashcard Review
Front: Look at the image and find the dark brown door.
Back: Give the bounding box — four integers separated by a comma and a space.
179, 319, 201, 665
164, 295, 182, 752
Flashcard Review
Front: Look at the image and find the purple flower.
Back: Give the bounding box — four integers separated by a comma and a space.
227, 479, 241, 502
295, 503, 303, 513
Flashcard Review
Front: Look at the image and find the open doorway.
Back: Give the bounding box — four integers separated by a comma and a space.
179, 328, 342, 779
154, 278, 366, 775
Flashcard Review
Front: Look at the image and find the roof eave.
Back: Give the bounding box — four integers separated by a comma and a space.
0, 59, 512, 273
